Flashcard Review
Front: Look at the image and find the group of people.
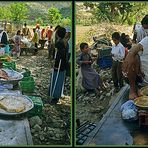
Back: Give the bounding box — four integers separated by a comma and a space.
77, 14, 148, 100
11, 23, 54, 58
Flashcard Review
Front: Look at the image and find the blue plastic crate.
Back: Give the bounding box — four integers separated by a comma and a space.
97, 56, 112, 69
98, 47, 112, 58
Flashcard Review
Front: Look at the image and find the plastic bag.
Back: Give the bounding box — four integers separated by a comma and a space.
121, 100, 137, 112
120, 100, 138, 121
0, 48, 5, 55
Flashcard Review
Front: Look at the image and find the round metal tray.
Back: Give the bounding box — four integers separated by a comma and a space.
140, 86, 148, 96
0, 93, 34, 116
0, 68, 23, 86
134, 96, 148, 109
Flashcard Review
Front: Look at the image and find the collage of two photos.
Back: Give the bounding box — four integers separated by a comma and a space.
75, 1, 148, 146
0, 0, 148, 147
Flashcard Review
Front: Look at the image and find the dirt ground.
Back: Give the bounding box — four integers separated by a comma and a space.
76, 24, 133, 125
13, 48, 71, 145
76, 68, 118, 124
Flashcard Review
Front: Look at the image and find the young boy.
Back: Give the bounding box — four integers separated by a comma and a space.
111, 32, 125, 92
76, 42, 103, 93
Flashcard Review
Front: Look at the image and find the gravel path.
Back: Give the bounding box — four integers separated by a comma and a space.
14, 49, 71, 145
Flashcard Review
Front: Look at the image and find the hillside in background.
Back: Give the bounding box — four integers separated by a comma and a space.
0, 2, 71, 22
25, 2, 71, 18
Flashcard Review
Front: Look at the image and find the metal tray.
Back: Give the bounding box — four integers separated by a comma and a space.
134, 96, 148, 109
0, 68, 23, 86
0, 93, 34, 116
140, 86, 148, 96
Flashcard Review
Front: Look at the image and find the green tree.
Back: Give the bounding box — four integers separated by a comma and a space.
0, 7, 11, 20
92, 2, 148, 25
61, 17, 71, 26
0, 6, 11, 30
9, 2, 28, 24
35, 17, 43, 26
47, 7, 62, 25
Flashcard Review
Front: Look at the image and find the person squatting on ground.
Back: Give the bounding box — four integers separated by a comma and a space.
122, 36, 148, 100
76, 42, 104, 93
48, 27, 69, 104
0, 29, 10, 54
111, 32, 125, 92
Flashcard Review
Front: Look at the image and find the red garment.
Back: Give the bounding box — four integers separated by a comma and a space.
41, 29, 45, 39
47, 29, 53, 41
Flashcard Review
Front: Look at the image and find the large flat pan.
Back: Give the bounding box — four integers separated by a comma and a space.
0, 68, 23, 86
140, 86, 148, 96
0, 93, 34, 116
134, 96, 148, 109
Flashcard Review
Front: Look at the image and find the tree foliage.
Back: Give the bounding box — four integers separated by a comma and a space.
0, 2, 71, 26
47, 7, 62, 25
61, 17, 71, 26
0, 7, 11, 20
9, 2, 28, 24
93, 2, 148, 25
83, 2, 95, 9
60, 7, 71, 18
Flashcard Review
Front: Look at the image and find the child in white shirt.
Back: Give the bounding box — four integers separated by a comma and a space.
111, 32, 125, 92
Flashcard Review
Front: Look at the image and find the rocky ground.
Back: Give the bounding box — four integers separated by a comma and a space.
14, 48, 71, 145
76, 24, 133, 128
76, 63, 120, 125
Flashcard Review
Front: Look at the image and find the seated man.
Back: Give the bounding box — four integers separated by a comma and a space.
19, 34, 36, 55
122, 36, 148, 99
20, 34, 32, 48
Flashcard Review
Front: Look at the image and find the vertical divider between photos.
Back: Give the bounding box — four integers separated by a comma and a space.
72, 0, 76, 147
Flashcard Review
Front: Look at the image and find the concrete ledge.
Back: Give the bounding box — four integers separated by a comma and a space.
84, 84, 131, 145
0, 118, 33, 145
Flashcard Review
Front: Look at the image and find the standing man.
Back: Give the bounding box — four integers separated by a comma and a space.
22, 23, 31, 39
